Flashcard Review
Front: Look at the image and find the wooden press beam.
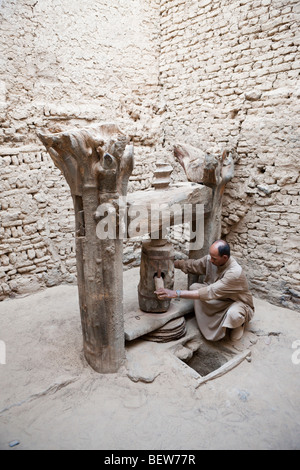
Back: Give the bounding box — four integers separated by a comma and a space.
126, 182, 212, 239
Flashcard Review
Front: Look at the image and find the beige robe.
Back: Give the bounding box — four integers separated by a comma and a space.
180, 255, 254, 341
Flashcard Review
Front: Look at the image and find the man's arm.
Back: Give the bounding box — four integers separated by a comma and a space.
155, 256, 208, 300
155, 288, 200, 300
174, 256, 207, 275
155, 272, 245, 302
197, 272, 245, 301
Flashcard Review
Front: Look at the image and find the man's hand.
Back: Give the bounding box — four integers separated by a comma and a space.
155, 287, 201, 301
155, 288, 177, 300
174, 260, 186, 270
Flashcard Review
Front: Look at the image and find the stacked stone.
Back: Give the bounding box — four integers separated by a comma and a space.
0, 0, 299, 313
159, 0, 300, 311
0, 147, 77, 299
0, 0, 162, 148
0, 0, 163, 299
143, 317, 186, 343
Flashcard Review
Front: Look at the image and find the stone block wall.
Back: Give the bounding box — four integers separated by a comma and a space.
0, 0, 162, 149
0, 0, 299, 311
0, 144, 162, 300
0, 0, 163, 298
0, 146, 77, 299
159, 0, 300, 310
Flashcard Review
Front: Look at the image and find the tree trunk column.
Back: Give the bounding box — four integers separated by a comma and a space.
38, 124, 134, 373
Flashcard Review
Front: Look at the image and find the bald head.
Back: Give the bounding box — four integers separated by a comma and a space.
209, 240, 230, 266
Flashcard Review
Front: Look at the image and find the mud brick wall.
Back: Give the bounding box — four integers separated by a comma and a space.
0, 0, 299, 311
0, 0, 162, 149
0, 146, 77, 299
159, 0, 300, 310
0, 0, 162, 297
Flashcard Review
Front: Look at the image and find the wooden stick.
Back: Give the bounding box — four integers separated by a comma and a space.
195, 349, 251, 388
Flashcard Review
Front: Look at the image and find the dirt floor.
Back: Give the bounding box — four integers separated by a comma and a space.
0, 268, 300, 450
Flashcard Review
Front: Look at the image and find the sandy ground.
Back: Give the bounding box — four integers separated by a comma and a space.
0, 268, 300, 450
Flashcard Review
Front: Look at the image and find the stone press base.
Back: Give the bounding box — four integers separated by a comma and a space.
123, 267, 194, 343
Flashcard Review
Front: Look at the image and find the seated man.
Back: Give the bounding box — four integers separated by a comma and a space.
155, 240, 254, 341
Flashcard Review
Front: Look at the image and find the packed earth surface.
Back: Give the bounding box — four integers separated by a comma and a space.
0, 268, 299, 450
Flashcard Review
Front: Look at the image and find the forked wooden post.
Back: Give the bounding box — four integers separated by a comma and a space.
174, 143, 235, 285
38, 123, 134, 373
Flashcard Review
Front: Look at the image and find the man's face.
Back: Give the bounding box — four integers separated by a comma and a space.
209, 246, 228, 267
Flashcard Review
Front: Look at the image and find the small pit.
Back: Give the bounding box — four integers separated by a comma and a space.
180, 341, 236, 378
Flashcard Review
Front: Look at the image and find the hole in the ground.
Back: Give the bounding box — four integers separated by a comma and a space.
183, 343, 235, 377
